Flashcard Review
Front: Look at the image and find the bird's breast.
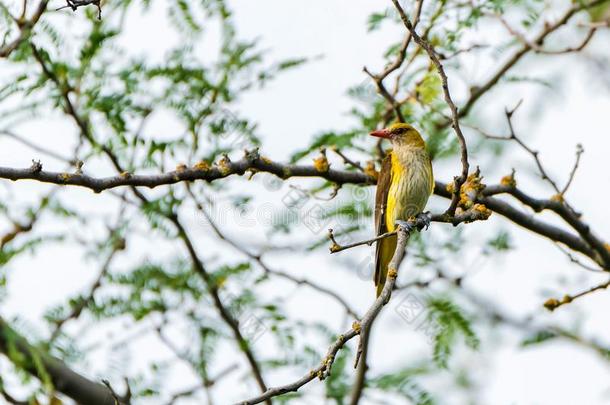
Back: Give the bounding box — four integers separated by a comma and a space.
386, 148, 433, 232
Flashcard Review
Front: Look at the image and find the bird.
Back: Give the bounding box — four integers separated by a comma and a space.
370, 122, 434, 297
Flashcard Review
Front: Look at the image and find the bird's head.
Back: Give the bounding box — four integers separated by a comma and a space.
369, 122, 425, 148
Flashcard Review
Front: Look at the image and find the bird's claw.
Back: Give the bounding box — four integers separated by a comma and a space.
396, 212, 431, 233
395, 219, 415, 233
417, 212, 432, 230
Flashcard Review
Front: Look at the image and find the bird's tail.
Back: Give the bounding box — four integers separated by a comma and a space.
374, 234, 397, 297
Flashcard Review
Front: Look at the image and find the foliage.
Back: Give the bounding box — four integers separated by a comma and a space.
0, 0, 608, 403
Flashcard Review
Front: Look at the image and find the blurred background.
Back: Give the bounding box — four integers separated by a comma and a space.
0, 0, 609, 404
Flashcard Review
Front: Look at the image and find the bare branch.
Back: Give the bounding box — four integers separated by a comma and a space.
237, 219, 422, 405
0, 129, 77, 165
390, 0, 470, 217
328, 206, 493, 254
0, 150, 373, 193
56, 0, 102, 19
361, 0, 424, 123
499, 15, 600, 55
561, 143, 584, 195
187, 185, 361, 319
0, 0, 49, 58
328, 228, 397, 253
458, 0, 609, 120
331, 147, 364, 172
544, 278, 610, 311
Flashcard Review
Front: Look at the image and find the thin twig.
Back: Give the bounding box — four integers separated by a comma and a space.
544, 278, 610, 311
0, 0, 49, 58
56, 0, 102, 19
188, 185, 360, 319
554, 243, 604, 273
561, 144, 584, 196
456, 0, 609, 121
237, 221, 419, 405
498, 15, 599, 55
328, 228, 397, 253
0, 129, 77, 165
362, 0, 424, 123
390, 0, 470, 217
331, 147, 364, 172
504, 100, 562, 193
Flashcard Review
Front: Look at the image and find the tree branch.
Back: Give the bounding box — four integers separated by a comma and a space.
457, 0, 609, 120
28, 46, 272, 400
0, 317, 122, 405
390, 0, 470, 217
0, 0, 48, 58
169, 214, 271, 402
543, 278, 610, 311
187, 185, 361, 319
1, 154, 606, 268
236, 218, 423, 405
0, 150, 373, 193
498, 15, 600, 55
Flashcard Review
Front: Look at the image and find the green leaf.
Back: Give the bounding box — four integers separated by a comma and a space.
426, 297, 479, 369
416, 71, 442, 105
367, 11, 388, 31
488, 230, 512, 251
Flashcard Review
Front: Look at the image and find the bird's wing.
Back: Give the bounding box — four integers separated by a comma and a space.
427, 155, 435, 195
374, 152, 393, 290
374, 153, 392, 236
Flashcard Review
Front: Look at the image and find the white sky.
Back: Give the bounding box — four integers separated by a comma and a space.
1, 0, 609, 404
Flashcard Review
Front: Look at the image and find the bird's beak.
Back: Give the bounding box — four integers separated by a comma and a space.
369, 128, 392, 139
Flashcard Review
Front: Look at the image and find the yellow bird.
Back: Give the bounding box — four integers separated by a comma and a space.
370, 123, 434, 297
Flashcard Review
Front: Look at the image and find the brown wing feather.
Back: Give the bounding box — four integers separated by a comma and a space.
374, 153, 392, 288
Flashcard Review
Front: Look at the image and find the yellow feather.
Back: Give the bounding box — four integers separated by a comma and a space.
375, 128, 433, 297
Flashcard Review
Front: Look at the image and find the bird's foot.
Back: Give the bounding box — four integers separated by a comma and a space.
396, 212, 431, 233
395, 219, 416, 233
416, 211, 432, 230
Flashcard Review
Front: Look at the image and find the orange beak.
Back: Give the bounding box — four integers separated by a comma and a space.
369, 128, 392, 139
